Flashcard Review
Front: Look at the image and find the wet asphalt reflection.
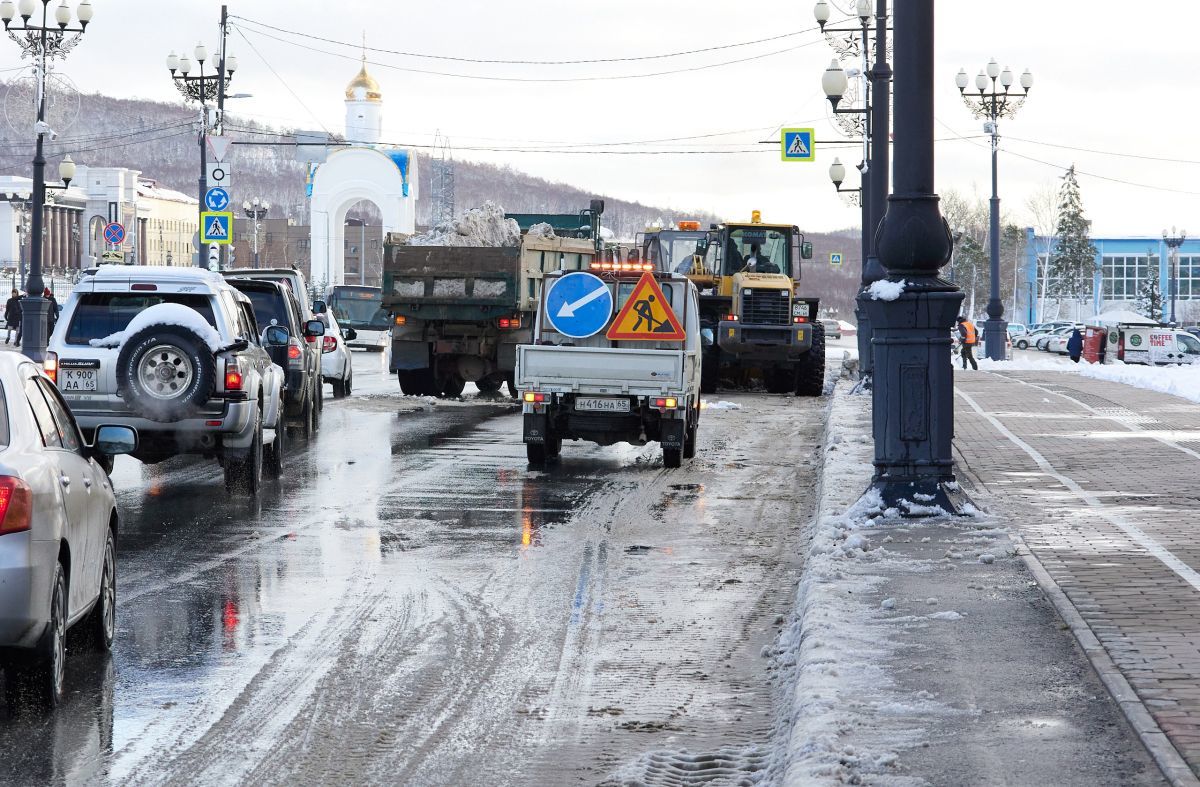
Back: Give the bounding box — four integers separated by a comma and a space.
0, 352, 577, 783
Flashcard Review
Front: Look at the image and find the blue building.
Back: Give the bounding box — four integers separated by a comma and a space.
1020, 229, 1200, 326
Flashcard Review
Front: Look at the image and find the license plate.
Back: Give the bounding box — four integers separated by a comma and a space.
575, 397, 630, 413
792, 302, 811, 317
61, 369, 98, 392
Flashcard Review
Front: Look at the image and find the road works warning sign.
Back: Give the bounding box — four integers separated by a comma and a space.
606, 273, 685, 341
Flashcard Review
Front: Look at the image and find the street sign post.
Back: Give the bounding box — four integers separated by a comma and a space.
781, 128, 816, 162
830, 252, 843, 266
204, 187, 230, 212
208, 244, 220, 271
102, 222, 126, 246
544, 272, 613, 338
100, 250, 124, 263
201, 211, 234, 245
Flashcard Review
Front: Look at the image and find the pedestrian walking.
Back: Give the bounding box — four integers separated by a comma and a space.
956, 315, 978, 370
4, 289, 20, 345
44, 288, 58, 336
1067, 327, 1083, 363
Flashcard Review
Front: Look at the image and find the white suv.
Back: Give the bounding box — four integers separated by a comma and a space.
46, 266, 286, 494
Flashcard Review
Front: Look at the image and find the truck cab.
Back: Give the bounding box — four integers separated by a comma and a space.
515, 267, 702, 468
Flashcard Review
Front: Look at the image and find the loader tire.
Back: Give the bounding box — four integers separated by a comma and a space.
794, 321, 826, 397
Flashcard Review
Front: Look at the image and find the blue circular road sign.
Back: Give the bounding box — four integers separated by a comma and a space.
102, 222, 125, 245
205, 187, 230, 212
545, 272, 613, 338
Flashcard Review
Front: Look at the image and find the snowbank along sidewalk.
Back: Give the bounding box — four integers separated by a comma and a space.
771, 382, 1163, 786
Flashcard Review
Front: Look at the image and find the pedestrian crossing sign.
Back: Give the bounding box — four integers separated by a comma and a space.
606, 272, 685, 341
781, 128, 815, 162
201, 211, 233, 245
830, 252, 843, 266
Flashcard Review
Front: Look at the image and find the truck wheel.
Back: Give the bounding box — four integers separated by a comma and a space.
700, 349, 720, 394
526, 442, 547, 467
683, 418, 697, 459
795, 322, 826, 397
663, 446, 683, 469
475, 376, 503, 394
506, 374, 519, 399
440, 374, 466, 398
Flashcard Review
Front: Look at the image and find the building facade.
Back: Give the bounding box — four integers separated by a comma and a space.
1023, 229, 1200, 325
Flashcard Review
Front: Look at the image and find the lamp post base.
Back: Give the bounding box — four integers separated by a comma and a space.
18, 297, 49, 363
863, 477, 974, 517
854, 301, 872, 389
983, 317, 1008, 361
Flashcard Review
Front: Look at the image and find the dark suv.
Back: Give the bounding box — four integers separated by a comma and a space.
227, 279, 325, 439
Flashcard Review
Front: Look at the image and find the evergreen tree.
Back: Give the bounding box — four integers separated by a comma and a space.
1134, 252, 1163, 322
1046, 166, 1098, 308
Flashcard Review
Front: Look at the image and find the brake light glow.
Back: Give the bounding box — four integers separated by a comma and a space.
794, 316, 808, 324
131, 283, 158, 291
287, 344, 302, 360
322, 336, 337, 353
0, 476, 33, 535
523, 392, 546, 403
723, 314, 738, 322
394, 315, 407, 326
499, 316, 522, 329
43, 352, 58, 384
654, 397, 678, 409
224, 359, 243, 391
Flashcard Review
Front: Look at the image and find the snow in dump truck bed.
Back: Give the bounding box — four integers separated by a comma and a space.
89, 302, 225, 352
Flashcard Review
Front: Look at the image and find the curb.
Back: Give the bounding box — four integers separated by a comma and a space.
1012, 539, 1200, 786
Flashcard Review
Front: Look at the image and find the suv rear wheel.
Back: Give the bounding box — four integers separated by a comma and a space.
117, 326, 216, 421
225, 409, 264, 495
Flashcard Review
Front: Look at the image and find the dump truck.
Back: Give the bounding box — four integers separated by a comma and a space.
382, 202, 603, 397
641, 212, 824, 395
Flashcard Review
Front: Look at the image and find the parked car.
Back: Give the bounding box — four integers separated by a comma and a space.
1031, 320, 1076, 333
227, 279, 326, 438
1036, 325, 1079, 351
1006, 323, 1027, 336
314, 304, 354, 398
47, 266, 286, 494
0, 353, 137, 706
1011, 327, 1054, 350
1184, 326, 1200, 340
1103, 324, 1200, 365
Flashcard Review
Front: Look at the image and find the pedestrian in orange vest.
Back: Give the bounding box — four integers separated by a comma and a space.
956, 315, 978, 370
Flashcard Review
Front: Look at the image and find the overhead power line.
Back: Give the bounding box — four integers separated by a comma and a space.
230, 14, 838, 66
232, 24, 827, 83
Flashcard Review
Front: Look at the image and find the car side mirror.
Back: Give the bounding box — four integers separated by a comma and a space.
304, 319, 326, 338
801, 242, 813, 260
263, 325, 289, 347
312, 299, 327, 314
93, 424, 137, 456
342, 327, 358, 341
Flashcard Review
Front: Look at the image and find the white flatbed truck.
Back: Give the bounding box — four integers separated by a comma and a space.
515, 265, 702, 468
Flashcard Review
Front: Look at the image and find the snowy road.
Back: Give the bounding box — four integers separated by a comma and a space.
0, 351, 825, 785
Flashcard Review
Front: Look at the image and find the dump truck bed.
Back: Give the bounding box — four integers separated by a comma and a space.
382, 246, 521, 321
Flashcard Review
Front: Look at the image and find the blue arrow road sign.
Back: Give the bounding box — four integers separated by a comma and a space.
545, 272, 613, 338
204, 187, 230, 212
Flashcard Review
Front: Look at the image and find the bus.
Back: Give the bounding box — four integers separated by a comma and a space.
326, 285, 391, 351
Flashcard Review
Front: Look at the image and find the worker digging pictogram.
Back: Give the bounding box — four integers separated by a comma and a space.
606, 272, 685, 341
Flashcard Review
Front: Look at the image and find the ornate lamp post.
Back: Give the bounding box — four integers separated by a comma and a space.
167, 31, 235, 267
955, 58, 1033, 361
242, 197, 269, 269
1163, 227, 1186, 325
1, 0, 91, 361
816, 0, 890, 386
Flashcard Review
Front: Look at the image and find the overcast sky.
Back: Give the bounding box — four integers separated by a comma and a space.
4, 1, 1194, 238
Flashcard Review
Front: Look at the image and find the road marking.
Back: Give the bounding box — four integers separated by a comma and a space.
557, 284, 608, 318
956, 386, 1200, 596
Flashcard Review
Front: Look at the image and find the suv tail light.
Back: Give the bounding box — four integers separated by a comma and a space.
43, 351, 58, 384
224, 359, 244, 392
0, 476, 33, 535
287, 340, 304, 368
322, 336, 337, 353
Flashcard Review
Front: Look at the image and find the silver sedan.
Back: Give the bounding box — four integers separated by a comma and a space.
0, 353, 135, 708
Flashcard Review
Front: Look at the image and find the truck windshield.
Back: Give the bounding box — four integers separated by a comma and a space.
329, 286, 390, 330
647, 231, 707, 274
725, 228, 791, 275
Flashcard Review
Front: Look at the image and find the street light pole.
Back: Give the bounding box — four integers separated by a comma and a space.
1, 0, 92, 362
1163, 227, 1186, 325
242, 198, 269, 269
955, 59, 1033, 361
863, 0, 969, 515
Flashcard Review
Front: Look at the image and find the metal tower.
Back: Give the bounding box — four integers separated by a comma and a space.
430, 131, 455, 227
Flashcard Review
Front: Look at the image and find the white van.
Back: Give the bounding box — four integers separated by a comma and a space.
1104, 324, 1200, 365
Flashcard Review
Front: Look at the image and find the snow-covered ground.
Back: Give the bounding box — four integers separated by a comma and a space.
979, 354, 1200, 405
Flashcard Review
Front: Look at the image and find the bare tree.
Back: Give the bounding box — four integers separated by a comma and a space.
1025, 184, 1061, 322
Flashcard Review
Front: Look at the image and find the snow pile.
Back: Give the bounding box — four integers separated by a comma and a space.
473, 280, 508, 298
432, 279, 467, 297
525, 222, 557, 239
702, 400, 743, 411
392, 281, 424, 298
978, 355, 1200, 405
89, 303, 224, 352
866, 278, 906, 301
405, 201, 521, 247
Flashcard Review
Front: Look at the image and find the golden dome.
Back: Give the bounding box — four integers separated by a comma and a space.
345, 59, 382, 103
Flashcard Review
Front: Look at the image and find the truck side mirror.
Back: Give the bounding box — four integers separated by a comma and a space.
312, 299, 327, 314
801, 242, 813, 260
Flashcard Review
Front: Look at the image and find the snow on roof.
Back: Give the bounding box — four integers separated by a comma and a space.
90, 264, 224, 283
137, 180, 197, 205
1091, 309, 1157, 325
